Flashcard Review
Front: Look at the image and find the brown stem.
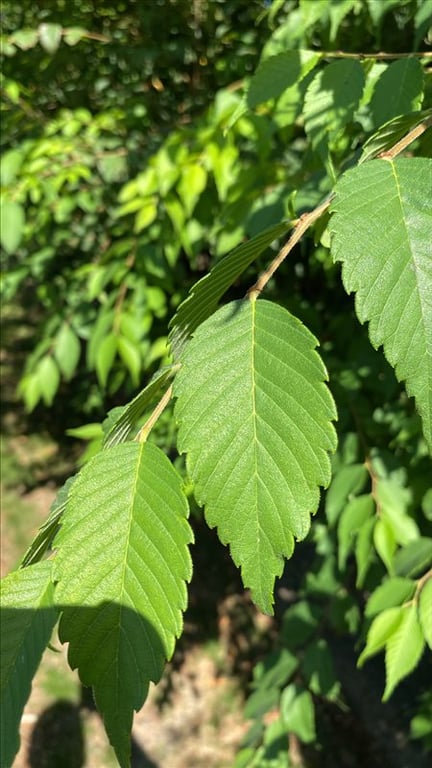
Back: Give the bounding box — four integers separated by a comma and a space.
378, 115, 432, 159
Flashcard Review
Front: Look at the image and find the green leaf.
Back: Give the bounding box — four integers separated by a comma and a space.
177, 164, 207, 217
325, 463, 369, 527
414, 0, 432, 48
20, 476, 76, 568
370, 58, 424, 128
301, 639, 340, 699
53, 442, 192, 767
103, 364, 178, 448
117, 335, 141, 386
1, 562, 57, 768
37, 355, 60, 406
365, 577, 416, 617
393, 537, 432, 578
337, 494, 374, 571
280, 685, 316, 743
63, 26, 88, 46
54, 323, 81, 380
355, 516, 376, 587
419, 578, 432, 650
174, 299, 337, 613
358, 606, 404, 666
0, 148, 24, 185
383, 604, 425, 700
304, 60, 365, 156
38, 23, 62, 54
11, 28, 39, 50
0, 200, 25, 254
169, 220, 291, 358
96, 333, 117, 386
247, 50, 318, 108
330, 158, 432, 452
373, 517, 396, 574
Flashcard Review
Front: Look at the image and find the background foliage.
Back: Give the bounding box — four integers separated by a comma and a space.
1, 1, 432, 767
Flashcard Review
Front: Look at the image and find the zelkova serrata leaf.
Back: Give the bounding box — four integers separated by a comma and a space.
330, 158, 432, 452
1, 562, 57, 768
173, 299, 337, 614
53, 442, 193, 768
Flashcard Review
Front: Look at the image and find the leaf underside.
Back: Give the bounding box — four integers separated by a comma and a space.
174, 299, 337, 613
330, 157, 432, 452
53, 441, 192, 767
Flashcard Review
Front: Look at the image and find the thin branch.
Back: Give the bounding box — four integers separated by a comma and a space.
378, 115, 432, 159
246, 196, 332, 300
247, 115, 432, 298
135, 384, 173, 443
321, 50, 432, 60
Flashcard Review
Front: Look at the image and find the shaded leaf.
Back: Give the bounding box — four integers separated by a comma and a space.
365, 577, 416, 617
330, 158, 432, 451
370, 58, 424, 128
393, 537, 432, 578
53, 442, 192, 767
0, 563, 57, 767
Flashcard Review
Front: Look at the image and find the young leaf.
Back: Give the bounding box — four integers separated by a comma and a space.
358, 606, 404, 667
169, 221, 291, 358
95, 332, 117, 386
393, 537, 432, 578
325, 463, 369, 527
53, 442, 192, 767
365, 577, 416, 618
330, 158, 432, 452
54, 322, 81, 380
383, 604, 425, 700
1, 562, 57, 768
337, 494, 374, 571
173, 299, 337, 613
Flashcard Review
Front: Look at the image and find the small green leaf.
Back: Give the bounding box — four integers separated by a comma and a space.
63, 26, 88, 46
37, 356, 60, 406
325, 464, 369, 527
134, 198, 158, 233
301, 639, 340, 699
66, 423, 103, 441
358, 606, 404, 667
54, 323, 81, 380
280, 685, 316, 743
338, 494, 374, 570
355, 516, 376, 587
383, 604, 425, 700
177, 164, 207, 217
95, 333, 117, 386
0, 148, 24, 185
53, 442, 192, 767
174, 299, 336, 613
393, 537, 432, 578
247, 50, 318, 108
11, 28, 39, 50
419, 578, 432, 650
0, 200, 25, 254
365, 577, 416, 617
1, 562, 57, 767
374, 517, 396, 574
38, 23, 62, 53
360, 109, 432, 163
117, 335, 141, 386
370, 58, 424, 128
